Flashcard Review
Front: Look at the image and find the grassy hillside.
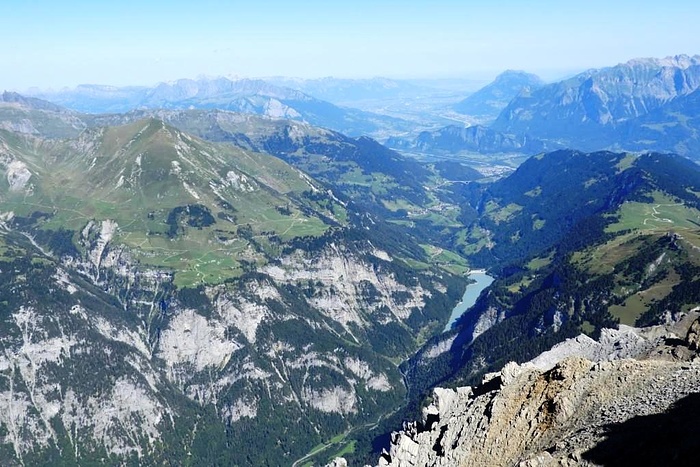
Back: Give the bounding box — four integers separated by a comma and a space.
0, 119, 344, 287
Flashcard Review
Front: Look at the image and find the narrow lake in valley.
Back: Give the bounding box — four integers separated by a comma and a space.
443, 270, 495, 332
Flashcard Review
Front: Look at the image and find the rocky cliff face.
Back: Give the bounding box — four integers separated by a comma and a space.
0, 215, 455, 464
375, 313, 700, 466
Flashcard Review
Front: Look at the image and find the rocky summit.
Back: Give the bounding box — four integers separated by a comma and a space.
375, 312, 700, 467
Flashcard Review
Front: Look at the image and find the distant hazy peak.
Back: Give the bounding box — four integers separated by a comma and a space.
1, 91, 69, 112
1, 91, 21, 101
492, 53, 700, 153
622, 54, 700, 69
143, 76, 312, 103
452, 70, 544, 119
74, 84, 125, 91
492, 69, 544, 84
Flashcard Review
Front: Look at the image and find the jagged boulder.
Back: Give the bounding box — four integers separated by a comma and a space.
685, 317, 700, 351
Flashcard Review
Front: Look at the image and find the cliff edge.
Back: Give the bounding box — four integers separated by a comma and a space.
375, 313, 700, 466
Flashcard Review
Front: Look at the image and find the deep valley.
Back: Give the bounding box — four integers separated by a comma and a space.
1, 50, 700, 467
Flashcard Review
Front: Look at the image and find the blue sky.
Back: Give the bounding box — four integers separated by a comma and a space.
2, 0, 700, 89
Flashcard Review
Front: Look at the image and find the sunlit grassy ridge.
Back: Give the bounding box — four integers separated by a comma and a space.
569, 188, 700, 325
607, 191, 700, 233
0, 120, 345, 287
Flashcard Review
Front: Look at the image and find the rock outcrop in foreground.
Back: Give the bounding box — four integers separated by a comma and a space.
377, 314, 700, 466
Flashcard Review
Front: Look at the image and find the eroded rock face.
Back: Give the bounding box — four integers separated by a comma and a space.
0, 301, 171, 462
376, 315, 700, 467
263, 243, 427, 330
686, 318, 700, 351
0, 214, 455, 464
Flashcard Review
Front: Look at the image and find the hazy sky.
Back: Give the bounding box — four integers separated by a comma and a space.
2, 0, 700, 90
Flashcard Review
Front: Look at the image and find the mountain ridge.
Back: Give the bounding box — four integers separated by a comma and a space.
389, 55, 700, 158
386, 123, 549, 155
26, 77, 413, 138
492, 54, 700, 157
0, 112, 469, 464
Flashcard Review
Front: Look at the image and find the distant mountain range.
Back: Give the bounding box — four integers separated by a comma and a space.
264, 76, 440, 105
493, 54, 700, 156
26, 77, 412, 137
21, 54, 700, 160
390, 55, 700, 159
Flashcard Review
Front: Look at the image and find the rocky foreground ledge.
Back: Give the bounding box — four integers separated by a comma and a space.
365, 313, 700, 467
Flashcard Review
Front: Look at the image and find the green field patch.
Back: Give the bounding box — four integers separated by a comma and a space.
485, 201, 523, 224
171, 253, 245, 288
369, 177, 400, 197
527, 252, 554, 271
581, 321, 596, 335
421, 244, 470, 275
607, 192, 700, 234
337, 167, 373, 186
615, 153, 637, 173
524, 186, 542, 197
0, 237, 20, 262
233, 201, 329, 240
300, 432, 350, 467
328, 440, 356, 460
609, 269, 680, 325
677, 230, 700, 251
609, 295, 647, 325
120, 230, 251, 288
410, 210, 463, 228
573, 232, 643, 275
382, 198, 418, 213
387, 219, 415, 228
398, 256, 430, 271
31, 256, 52, 266
457, 227, 493, 255
507, 276, 534, 293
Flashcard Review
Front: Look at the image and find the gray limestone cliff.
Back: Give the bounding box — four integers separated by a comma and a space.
374, 313, 700, 466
